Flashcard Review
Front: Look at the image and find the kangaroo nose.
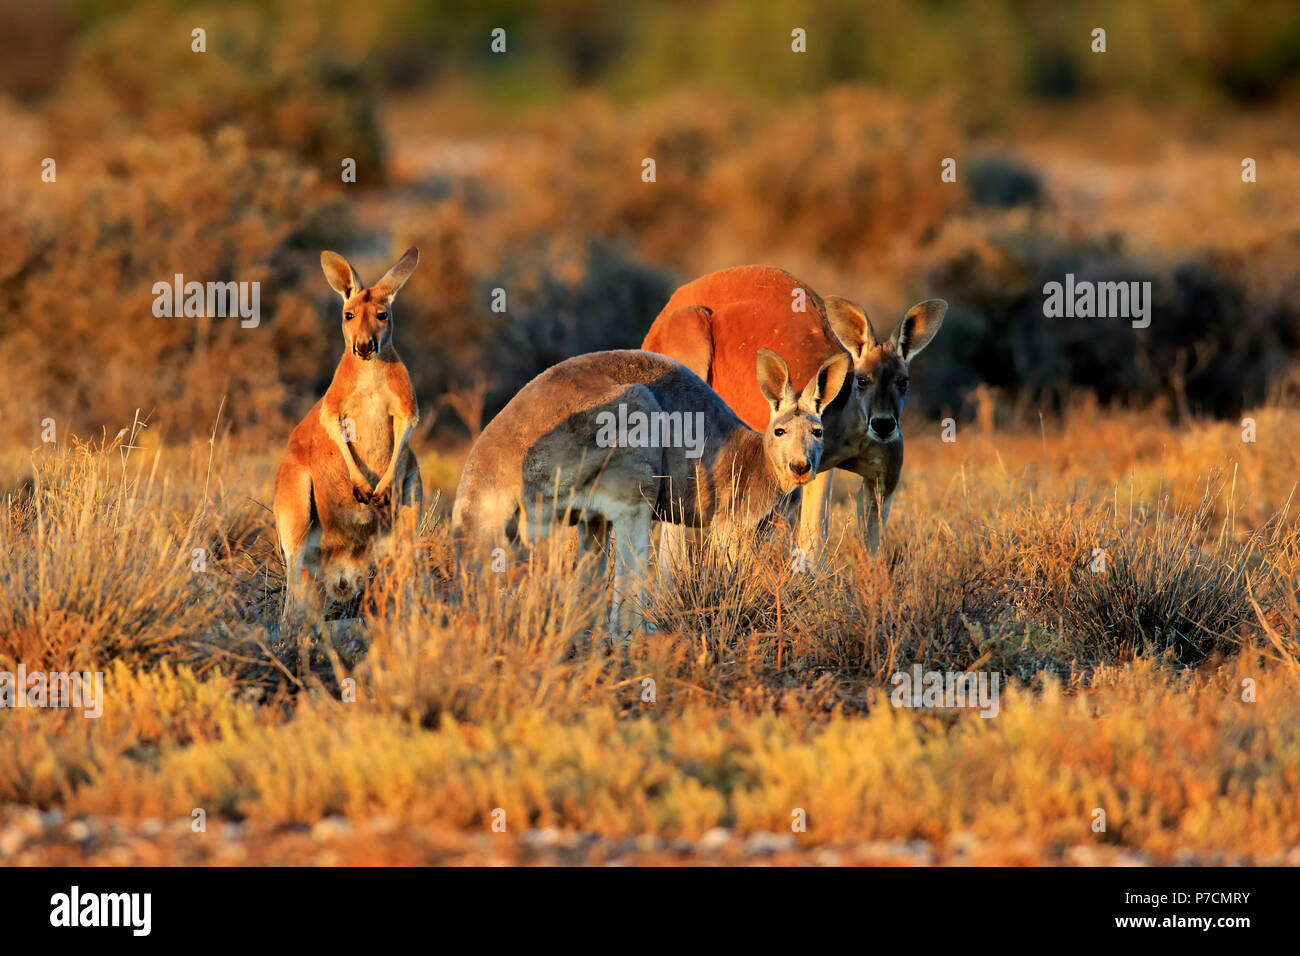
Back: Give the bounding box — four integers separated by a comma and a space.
790, 459, 811, 477
355, 339, 376, 357
870, 416, 896, 438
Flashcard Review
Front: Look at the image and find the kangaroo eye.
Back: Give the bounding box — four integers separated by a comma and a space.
773, 427, 786, 437
377, 312, 388, 321
812, 428, 823, 438
857, 376, 871, 388
344, 312, 354, 321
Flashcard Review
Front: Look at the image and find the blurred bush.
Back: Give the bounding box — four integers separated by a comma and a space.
481, 240, 673, 417
2, 0, 1298, 449
26, 0, 1300, 116
964, 154, 1043, 209
706, 88, 959, 272
502, 87, 959, 274
915, 225, 1300, 422
47, 2, 385, 178
0, 129, 349, 445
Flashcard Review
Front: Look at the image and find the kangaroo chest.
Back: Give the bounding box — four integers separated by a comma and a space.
851, 440, 903, 496
339, 387, 395, 477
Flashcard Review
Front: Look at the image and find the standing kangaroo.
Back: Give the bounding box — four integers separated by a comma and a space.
451, 344, 848, 635
642, 266, 945, 553
274, 247, 423, 622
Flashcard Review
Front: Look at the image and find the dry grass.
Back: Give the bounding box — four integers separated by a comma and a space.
2, 404, 1298, 863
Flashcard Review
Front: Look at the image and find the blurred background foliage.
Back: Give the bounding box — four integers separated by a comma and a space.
10, 0, 1300, 111
1, 0, 1298, 445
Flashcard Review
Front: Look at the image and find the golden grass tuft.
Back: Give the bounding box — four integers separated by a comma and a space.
2, 403, 1298, 861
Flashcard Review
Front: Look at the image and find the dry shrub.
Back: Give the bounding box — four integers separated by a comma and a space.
0, 437, 263, 673
502, 90, 750, 272
14, 653, 1298, 858
1051, 494, 1291, 665
645, 519, 1015, 690
0, 659, 280, 809
46, 2, 384, 175
478, 242, 674, 417
1, 420, 1299, 859
648, 530, 792, 655
499, 87, 960, 275
355, 525, 613, 725
705, 87, 960, 272
0, 128, 347, 446
915, 209, 1300, 421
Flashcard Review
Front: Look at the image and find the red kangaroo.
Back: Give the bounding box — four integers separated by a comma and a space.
273, 247, 423, 622
642, 265, 945, 556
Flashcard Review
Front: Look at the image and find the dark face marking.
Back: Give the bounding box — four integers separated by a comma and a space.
855, 346, 909, 442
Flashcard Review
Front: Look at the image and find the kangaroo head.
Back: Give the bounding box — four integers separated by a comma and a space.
824, 296, 946, 445
756, 348, 850, 493
320, 247, 420, 361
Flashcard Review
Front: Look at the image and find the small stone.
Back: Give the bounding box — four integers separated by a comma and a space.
861, 840, 913, 862
66, 820, 92, 841
0, 826, 26, 857
310, 817, 352, 840
742, 831, 796, 856
522, 826, 566, 848
105, 847, 134, 866
12, 808, 44, 837
1066, 845, 1103, 866
697, 827, 733, 852
634, 833, 664, 852
948, 830, 979, 857
38, 809, 64, 829
219, 822, 244, 842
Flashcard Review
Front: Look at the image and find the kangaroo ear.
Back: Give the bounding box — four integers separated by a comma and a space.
321, 251, 363, 300
800, 352, 850, 415
892, 298, 946, 364
756, 348, 796, 414
825, 295, 879, 363
371, 246, 420, 300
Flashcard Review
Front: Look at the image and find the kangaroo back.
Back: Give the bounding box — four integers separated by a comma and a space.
643, 266, 844, 434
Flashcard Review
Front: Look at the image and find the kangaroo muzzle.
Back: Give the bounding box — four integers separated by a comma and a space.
869, 415, 898, 440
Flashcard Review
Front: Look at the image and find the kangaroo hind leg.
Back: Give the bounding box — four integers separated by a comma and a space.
274, 461, 319, 625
